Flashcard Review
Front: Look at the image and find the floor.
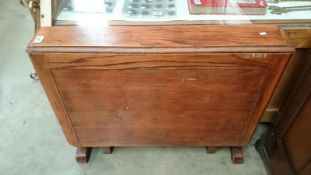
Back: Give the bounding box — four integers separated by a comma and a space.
0, 1, 268, 175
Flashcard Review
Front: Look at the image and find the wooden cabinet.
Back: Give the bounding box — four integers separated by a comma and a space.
257, 50, 311, 175
27, 25, 293, 163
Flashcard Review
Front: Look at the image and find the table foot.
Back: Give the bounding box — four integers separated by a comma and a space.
76, 147, 92, 164
206, 147, 217, 154
102, 147, 113, 154
230, 147, 244, 164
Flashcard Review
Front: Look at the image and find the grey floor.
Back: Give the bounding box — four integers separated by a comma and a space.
0, 1, 268, 175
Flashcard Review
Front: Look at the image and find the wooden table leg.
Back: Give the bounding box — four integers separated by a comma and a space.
206, 147, 217, 154
230, 147, 244, 164
76, 147, 92, 164
102, 147, 113, 154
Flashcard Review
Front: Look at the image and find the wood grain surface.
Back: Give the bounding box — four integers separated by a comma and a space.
28, 25, 292, 147
30, 52, 290, 147
27, 25, 293, 53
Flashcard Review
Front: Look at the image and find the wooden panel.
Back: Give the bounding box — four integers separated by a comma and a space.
300, 163, 311, 175
262, 50, 306, 122
256, 50, 310, 175
269, 142, 295, 175
27, 25, 293, 53
267, 50, 303, 109
44, 53, 275, 69
29, 54, 80, 146
262, 28, 311, 122
53, 68, 265, 146
44, 53, 290, 147
283, 96, 311, 173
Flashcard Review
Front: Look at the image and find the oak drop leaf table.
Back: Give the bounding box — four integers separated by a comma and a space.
27, 25, 293, 164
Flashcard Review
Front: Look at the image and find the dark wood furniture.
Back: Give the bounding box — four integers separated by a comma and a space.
256, 49, 311, 175
27, 25, 293, 164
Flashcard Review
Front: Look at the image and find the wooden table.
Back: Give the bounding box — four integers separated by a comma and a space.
27, 25, 293, 164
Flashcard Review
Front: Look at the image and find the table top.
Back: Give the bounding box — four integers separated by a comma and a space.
28, 25, 293, 53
